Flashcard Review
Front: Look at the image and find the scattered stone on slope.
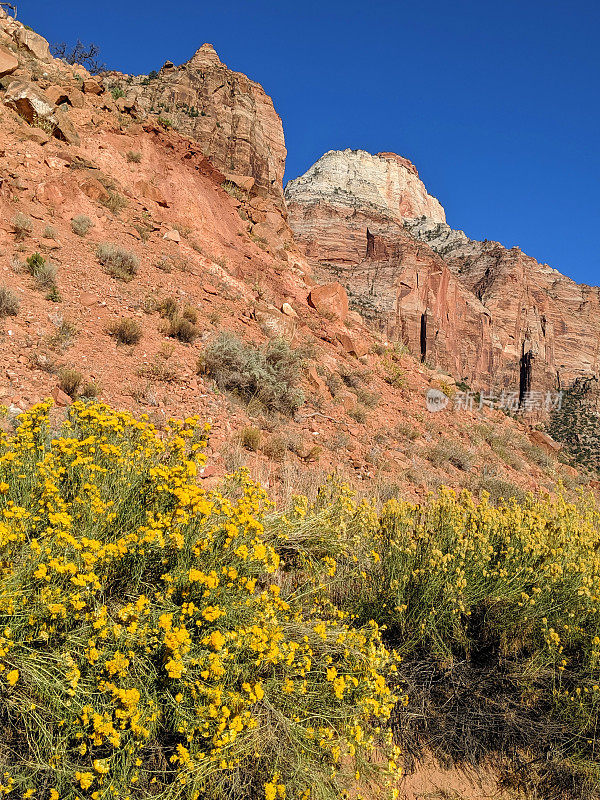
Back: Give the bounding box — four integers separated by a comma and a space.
307, 282, 349, 321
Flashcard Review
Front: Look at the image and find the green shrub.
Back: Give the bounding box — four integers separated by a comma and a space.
0, 402, 399, 800
200, 332, 304, 415
108, 318, 143, 345
0, 286, 19, 317
97, 243, 139, 281
71, 215, 93, 236
25, 252, 57, 289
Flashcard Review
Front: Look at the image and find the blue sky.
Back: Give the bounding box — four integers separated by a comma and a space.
20, 0, 600, 285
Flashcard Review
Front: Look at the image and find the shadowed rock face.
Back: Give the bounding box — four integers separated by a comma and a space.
286, 150, 600, 394
125, 44, 287, 205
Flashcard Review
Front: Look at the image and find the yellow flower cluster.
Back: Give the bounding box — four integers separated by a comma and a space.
0, 401, 400, 800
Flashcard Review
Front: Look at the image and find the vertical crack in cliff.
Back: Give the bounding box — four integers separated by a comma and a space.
519, 347, 534, 406
420, 313, 428, 363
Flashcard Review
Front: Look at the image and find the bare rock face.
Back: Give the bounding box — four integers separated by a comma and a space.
125, 44, 286, 205
3, 79, 80, 144
0, 44, 18, 77
405, 217, 600, 392
287, 149, 600, 396
285, 149, 445, 263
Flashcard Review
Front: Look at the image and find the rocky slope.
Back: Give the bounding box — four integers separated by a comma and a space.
105, 43, 287, 208
0, 9, 587, 512
286, 150, 600, 399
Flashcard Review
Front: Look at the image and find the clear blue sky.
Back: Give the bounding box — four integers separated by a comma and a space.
20, 0, 600, 285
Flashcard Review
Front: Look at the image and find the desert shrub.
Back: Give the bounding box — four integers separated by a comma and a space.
101, 189, 128, 215
108, 317, 143, 345
157, 295, 179, 319
12, 212, 33, 241
155, 256, 173, 273
58, 366, 84, 398
474, 474, 526, 504
42, 224, 57, 239
125, 150, 142, 163
80, 379, 101, 398
25, 252, 57, 289
47, 320, 78, 351
201, 332, 304, 415
262, 434, 288, 462
167, 316, 198, 344
97, 243, 139, 281
240, 425, 261, 451
111, 86, 125, 99
71, 214, 93, 236
182, 305, 198, 324
45, 285, 62, 303
0, 286, 19, 317
427, 441, 474, 471
348, 405, 367, 424
0, 402, 399, 800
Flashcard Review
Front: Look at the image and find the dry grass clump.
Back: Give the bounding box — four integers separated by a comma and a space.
125, 150, 142, 163
427, 441, 474, 472
0, 286, 19, 318
200, 332, 304, 415
167, 315, 198, 344
262, 434, 288, 462
101, 189, 128, 214
71, 215, 93, 236
47, 320, 77, 351
58, 366, 84, 398
240, 426, 261, 451
12, 212, 33, 241
97, 243, 139, 281
108, 318, 143, 345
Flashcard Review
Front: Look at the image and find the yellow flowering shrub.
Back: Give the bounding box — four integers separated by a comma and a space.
0, 402, 399, 800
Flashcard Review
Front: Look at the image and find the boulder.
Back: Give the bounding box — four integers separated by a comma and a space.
83, 79, 103, 95
307, 282, 349, 321
281, 302, 298, 318
79, 176, 109, 202
3, 80, 80, 144
223, 172, 255, 193
252, 304, 296, 340
135, 180, 168, 207
52, 109, 80, 145
46, 85, 85, 109
13, 27, 51, 62
52, 386, 73, 407
529, 430, 562, 454
163, 229, 181, 243
0, 45, 18, 78
337, 331, 369, 358
4, 78, 54, 123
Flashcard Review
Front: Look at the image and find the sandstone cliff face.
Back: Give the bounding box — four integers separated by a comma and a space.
406, 217, 600, 392
285, 149, 445, 263
118, 44, 287, 205
287, 151, 600, 395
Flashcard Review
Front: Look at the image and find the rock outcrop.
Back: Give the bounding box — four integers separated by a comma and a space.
118, 44, 287, 206
286, 150, 600, 396
285, 149, 445, 263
